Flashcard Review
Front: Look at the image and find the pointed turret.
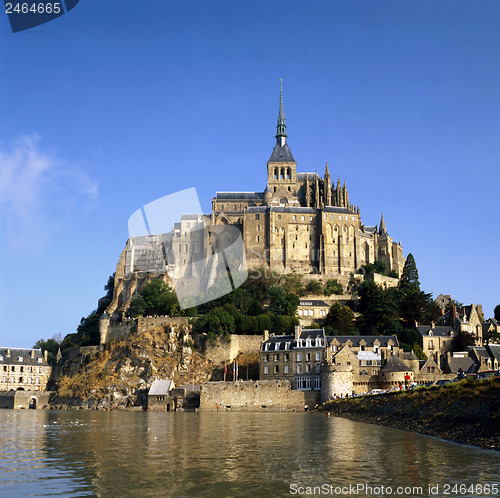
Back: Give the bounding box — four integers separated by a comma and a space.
379, 214, 387, 235
268, 79, 295, 163
305, 174, 311, 207
276, 78, 287, 146
324, 162, 332, 206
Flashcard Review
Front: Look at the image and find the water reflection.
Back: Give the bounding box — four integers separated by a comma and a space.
0, 411, 498, 497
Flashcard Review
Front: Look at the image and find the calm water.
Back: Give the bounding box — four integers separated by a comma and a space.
0, 411, 498, 497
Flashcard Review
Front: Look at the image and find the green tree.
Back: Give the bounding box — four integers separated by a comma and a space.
360, 260, 387, 276
266, 286, 299, 316
305, 280, 323, 295
356, 281, 399, 334
324, 303, 355, 334
495, 304, 500, 321
129, 279, 179, 317
454, 331, 477, 351
324, 279, 343, 296
399, 253, 420, 290
194, 307, 236, 344
33, 337, 61, 366
412, 343, 427, 360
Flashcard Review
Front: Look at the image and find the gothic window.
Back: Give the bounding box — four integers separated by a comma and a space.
274, 168, 278, 179
343, 225, 347, 232
288, 186, 291, 191
287, 168, 291, 179
234, 205, 237, 211
274, 187, 277, 192
280, 167, 285, 179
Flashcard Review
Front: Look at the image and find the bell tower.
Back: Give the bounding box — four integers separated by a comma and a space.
266, 79, 298, 202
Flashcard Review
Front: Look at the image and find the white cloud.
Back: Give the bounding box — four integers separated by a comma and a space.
0, 134, 98, 250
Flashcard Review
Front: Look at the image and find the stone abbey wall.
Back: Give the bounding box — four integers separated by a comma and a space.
100, 316, 190, 345
202, 334, 263, 365
200, 380, 320, 411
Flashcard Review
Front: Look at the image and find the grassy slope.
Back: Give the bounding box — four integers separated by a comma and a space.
320, 378, 500, 451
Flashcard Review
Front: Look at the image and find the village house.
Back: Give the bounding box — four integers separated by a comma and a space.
297, 299, 330, 325
0, 347, 51, 392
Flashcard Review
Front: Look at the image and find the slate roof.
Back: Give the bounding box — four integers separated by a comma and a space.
327, 335, 398, 348
269, 143, 295, 162
299, 329, 325, 341
403, 351, 418, 360
416, 325, 456, 337
487, 344, 500, 364
299, 300, 329, 307
380, 354, 410, 373
468, 346, 490, 359
148, 379, 174, 396
448, 357, 476, 374
216, 192, 264, 200
261, 335, 294, 352
322, 206, 357, 214
0, 348, 47, 366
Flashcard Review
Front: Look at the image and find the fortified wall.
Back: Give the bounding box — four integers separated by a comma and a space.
99, 315, 190, 346
200, 380, 320, 411
201, 334, 264, 365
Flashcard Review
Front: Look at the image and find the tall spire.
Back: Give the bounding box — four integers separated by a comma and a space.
276, 78, 287, 146
379, 213, 387, 235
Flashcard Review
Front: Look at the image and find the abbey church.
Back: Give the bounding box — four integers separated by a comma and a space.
105, 84, 405, 318
211, 83, 404, 280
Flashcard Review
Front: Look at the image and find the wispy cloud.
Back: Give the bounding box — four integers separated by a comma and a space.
0, 134, 98, 250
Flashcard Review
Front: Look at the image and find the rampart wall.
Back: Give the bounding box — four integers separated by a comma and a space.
202, 334, 263, 364
100, 316, 190, 345
200, 380, 320, 411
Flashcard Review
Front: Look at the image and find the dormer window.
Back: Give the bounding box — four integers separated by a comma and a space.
0, 355, 3, 362
38, 358, 42, 364
285, 342, 290, 350
429, 331, 433, 336
450, 332, 454, 337
306, 339, 312, 347
264, 343, 270, 351
274, 343, 279, 351
18, 356, 23, 362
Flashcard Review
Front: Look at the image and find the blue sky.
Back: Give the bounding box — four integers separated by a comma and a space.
1, 1, 499, 347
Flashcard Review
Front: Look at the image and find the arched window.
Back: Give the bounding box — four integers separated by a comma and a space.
274, 167, 278, 179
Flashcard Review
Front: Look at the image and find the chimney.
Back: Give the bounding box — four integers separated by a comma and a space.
7, 349, 10, 357
431, 321, 435, 329
453, 306, 457, 319
441, 308, 445, 316
43, 350, 48, 362
263, 330, 269, 342
414, 320, 418, 328
294, 325, 302, 340
31, 349, 35, 358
